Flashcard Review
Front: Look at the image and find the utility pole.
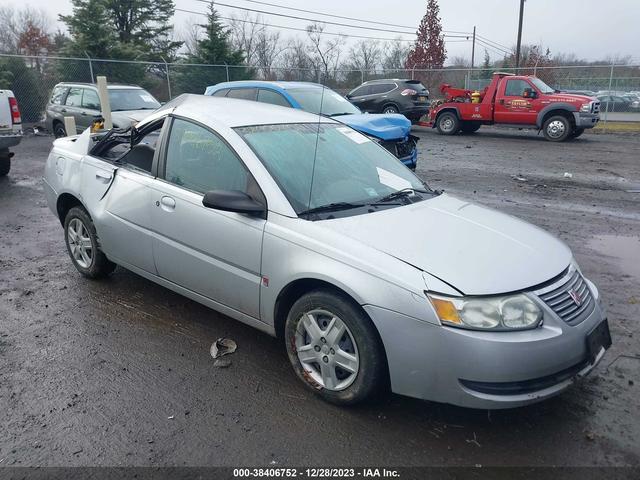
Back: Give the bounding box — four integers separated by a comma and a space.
515, 0, 525, 70
470, 26, 476, 69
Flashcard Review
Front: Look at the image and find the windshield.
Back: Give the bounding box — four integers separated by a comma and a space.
108, 89, 161, 111
530, 78, 555, 94
287, 88, 361, 116
236, 123, 430, 217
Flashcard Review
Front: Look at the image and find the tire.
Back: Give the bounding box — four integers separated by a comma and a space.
436, 111, 460, 135
570, 128, 585, 139
382, 105, 399, 114
460, 121, 481, 134
542, 115, 571, 142
0, 152, 10, 177
53, 122, 67, 138
284, 288, 387, 405
63, 206, 116, 278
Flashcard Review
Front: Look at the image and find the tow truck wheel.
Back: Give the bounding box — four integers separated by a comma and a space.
570, 128, 585, 139
542, 115, 571, 142
460, 122, 481, 134
436, 112, 460, 135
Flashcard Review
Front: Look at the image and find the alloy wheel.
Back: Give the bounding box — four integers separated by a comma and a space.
294, 309, 360, 391
67, 218, 93, 268
546, 120, 566, 139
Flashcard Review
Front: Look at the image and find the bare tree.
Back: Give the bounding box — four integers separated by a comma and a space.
228, 12, 265, 66
305, 23, 345, 83
180, 17, 202, 57
255, 29, 282, 79
346, 40, 382, 73
280, 37, 314, 81
0, 5, 52, 54
382, 40, 410, 71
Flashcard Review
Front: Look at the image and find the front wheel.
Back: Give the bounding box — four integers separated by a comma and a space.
285, 289, 387, 405
436, 112, 460, 135
542, 115, 571, 142
64, 207, 116, 278
382, 105, 399, 114
53, 122, 67, 138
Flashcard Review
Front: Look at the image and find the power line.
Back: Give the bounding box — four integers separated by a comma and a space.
191, 0, 470, 37
476, 34, 511, 53
238, 0, 471, 35
475, 38, 510, 57
176, 7, 420, 42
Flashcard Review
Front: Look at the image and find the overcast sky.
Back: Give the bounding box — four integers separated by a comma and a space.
10, 0, 640, 64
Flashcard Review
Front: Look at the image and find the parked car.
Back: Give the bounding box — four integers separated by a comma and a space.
204, 81, 418, 170
561, 89, 596, 97
43, 94, 611, 409
597, 95, 634, 113
0, 89, 22, 176
45, 82, 161, 138
346, 79, 430, 122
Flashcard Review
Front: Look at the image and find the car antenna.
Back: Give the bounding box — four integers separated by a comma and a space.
305, 80, 326, 213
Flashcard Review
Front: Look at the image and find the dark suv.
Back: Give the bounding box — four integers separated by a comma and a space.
346, 79, 429, 122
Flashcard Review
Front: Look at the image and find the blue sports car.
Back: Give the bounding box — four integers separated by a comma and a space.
204, 81, 418, 169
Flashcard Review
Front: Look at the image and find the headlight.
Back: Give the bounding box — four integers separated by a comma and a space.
580, 103, 591, 113
427, 293, 542, 331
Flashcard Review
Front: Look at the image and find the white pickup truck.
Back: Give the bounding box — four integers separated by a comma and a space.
0, 89, 22, 176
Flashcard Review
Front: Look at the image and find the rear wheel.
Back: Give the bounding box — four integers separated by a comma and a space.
64, 207, 116, 278
460, 121, 481, 134
542, 115, 571, 142
53, 122, 67, 138
285, 289, 387, 405
0, 150, 10, 177
382, 105, 399, 114
570, 128, 585, 139
436, 112, 460, 135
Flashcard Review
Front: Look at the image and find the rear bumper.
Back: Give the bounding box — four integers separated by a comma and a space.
573, 112, 600, 129
0, 132, 22, 151
365, 280, 609, 409
401, 106, 429, 120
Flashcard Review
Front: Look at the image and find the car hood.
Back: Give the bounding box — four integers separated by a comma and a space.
337, 113, 411, 140
112, 110, 156, 125
549, 93, 595, 103
319, 193, 571, 295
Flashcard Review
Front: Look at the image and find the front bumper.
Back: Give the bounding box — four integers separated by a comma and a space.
365, 280, 609, 409
573, 112, 600, 129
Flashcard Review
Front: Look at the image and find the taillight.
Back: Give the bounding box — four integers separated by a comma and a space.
9, 97, 21, 124
401, 88, 417, 96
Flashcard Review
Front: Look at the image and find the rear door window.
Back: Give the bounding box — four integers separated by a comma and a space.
226, 88, 257, 101
212, 89, 229, 97
65, 87, 83, 107
369, 84, 395, 95
257, 89, 291, 107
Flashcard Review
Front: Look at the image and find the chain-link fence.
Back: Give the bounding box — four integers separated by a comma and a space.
2, 53, 639, 127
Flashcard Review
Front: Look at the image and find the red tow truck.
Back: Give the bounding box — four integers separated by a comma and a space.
427, 72, 600, 141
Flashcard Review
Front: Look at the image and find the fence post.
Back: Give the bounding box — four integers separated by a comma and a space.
361, 70, 364, 85
161, 56, 172, 100
224, 62, 230, 82
84, 51, 94, 83
603, 61, 614, 132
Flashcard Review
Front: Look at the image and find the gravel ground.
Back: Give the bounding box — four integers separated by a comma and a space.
0, 128, 639, 468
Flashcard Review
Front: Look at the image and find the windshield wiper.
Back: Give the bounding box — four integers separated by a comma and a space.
298, 202, 364, 217
374, 187, 432, 204
328, 112, 354, 117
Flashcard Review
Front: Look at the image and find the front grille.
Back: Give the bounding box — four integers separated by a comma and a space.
380, 137, 417, 159
537, 269, 595, 326
592, 101, 600, 114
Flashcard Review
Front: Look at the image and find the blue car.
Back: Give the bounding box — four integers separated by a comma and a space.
204, 81, 418, 169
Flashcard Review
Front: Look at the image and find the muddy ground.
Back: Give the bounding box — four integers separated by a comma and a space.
0, 127, 639, 467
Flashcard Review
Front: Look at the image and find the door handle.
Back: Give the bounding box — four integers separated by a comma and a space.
499, 99, 505, 105
159, 195, 176, 212
61, 108, 67, 113
95, 171, 112, 182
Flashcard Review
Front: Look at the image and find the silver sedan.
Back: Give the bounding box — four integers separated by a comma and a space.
43, 94, 611, 408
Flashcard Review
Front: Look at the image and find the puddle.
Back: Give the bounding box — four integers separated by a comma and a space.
587, 235, 640, 281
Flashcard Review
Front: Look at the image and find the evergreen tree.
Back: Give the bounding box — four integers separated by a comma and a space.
175, 4, 247, 95
405, 0, 446, 70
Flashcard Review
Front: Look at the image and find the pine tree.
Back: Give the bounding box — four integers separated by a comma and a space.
175, 4, 247, 95
405, 0, 446, 70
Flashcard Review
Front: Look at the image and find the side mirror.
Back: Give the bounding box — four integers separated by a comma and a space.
523, 88, 536, 99
202, 190, 266, 218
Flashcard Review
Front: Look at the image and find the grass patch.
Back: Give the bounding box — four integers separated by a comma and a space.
592, 121, 640, 133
